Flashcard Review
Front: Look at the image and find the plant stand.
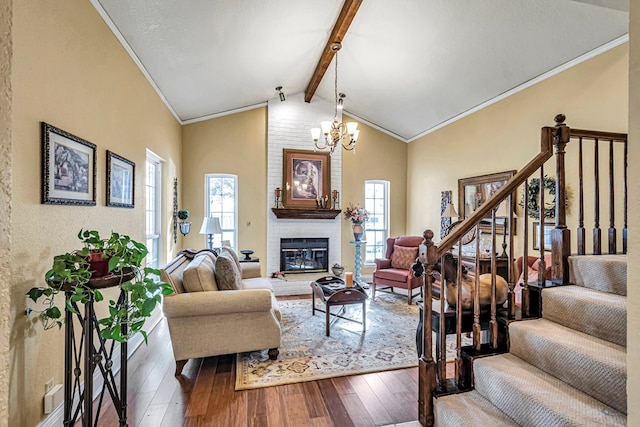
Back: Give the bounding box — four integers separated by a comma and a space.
63, 282, 130, 427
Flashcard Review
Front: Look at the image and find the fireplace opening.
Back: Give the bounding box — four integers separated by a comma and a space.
280, 238, 328, 273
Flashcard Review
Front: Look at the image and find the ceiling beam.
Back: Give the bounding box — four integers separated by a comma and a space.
304, 0, 363, 103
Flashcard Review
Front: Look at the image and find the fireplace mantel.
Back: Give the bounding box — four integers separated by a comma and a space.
271, 208, 341, 220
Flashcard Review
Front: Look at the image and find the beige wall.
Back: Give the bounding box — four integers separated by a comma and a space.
407, 44, 629, 259
342, 115, 408, 273
627, 2, 639, 424
9, 0, 181, 425
181, 108, 268, 269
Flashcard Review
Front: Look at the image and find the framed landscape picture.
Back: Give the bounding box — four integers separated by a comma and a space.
282, 149, 331, 208
458, 170, 516, 234
41, 122, 96, 206
106, 151, 135, 208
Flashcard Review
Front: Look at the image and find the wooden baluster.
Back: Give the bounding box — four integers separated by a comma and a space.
418, 230, 436, 427
551, 118, 570, 284
456, 242, 463, 386
490, 209, 498, 349
538, 165, 546, 285
473, 224, 481, 352
593, 138, 601, 255
508, 194, 516, 319
608, 140, 616, 254
623, 140, 628, 254
522, 180, 530, 318
438, 253, 446, 385
577, 137, 586, 254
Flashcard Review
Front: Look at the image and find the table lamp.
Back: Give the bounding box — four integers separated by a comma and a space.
442, 202, 459, 236
199, 217, 222, 250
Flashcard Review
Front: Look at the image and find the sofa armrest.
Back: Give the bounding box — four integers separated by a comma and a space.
375, 258, 392, 269
163, 289, 273, 318
240, 262, 261, 279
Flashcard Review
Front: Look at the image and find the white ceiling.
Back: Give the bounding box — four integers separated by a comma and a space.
92, 0, 628, 142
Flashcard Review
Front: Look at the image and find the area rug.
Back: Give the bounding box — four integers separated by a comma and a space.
235, 292, 469, 390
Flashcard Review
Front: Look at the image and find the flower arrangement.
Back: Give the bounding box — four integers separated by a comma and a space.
343, 203, 369, 224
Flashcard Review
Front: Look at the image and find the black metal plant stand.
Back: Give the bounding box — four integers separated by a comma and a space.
63, 286, 129, 427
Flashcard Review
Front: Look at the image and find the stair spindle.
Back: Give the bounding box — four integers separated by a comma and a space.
538, 166, 546, 285
522, 180, 530, 317
490, 209, 498, 349
473, 224, 481, 352
608, 140, 617, 254
593, 138, 601, 254
578, 138, 585, 254
623, 140, 628, 254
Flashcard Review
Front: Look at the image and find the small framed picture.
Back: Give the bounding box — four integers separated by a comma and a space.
106, 151, 135, 208
42, 122, 96, 206
532, 221, 553, 251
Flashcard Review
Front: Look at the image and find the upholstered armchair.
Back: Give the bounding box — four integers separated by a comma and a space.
372, 235, 424, 304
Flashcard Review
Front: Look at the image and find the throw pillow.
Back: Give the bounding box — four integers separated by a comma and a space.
221, 246, 242, 271
182, 253, 218, 292
390, 245, 418, 270
215, 253, 242, 291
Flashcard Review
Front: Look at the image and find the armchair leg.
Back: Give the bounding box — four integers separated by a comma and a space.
371, 279, 376, 301
175, 359, 188, 376
268, 348, 279, 360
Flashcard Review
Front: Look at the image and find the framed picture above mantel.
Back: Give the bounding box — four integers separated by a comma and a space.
282, 149, 331, 209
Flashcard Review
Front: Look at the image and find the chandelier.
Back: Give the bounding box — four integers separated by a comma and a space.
311, 42, 359, 155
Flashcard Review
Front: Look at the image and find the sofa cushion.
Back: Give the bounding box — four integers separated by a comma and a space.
375, 268, 411, 283
215, 253, 243, 291
391, 245, 418, 269
242, 277, 274, 291
182, 253, 218, 292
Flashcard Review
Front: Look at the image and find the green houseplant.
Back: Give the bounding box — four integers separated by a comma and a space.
26, 229, 173, 343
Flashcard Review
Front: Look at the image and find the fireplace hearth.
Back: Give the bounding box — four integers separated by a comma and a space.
280, 238, 329, 273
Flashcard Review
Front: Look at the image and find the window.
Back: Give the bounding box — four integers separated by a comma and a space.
364, 180, 389, 264
145, 151, 162, 269
205, 174, 238, 249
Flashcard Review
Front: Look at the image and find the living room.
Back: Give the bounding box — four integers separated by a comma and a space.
2, 1, 639, 426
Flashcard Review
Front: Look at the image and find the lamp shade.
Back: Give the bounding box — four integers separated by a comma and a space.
442, 203, 459, 218
495, 200, 518, 218
199, 217, 222, 235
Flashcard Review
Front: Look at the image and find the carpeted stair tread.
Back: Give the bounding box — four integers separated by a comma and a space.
509, 318, 626, 414
474, 353, 626, 426
434, 390, 520, 426
542, 285, 627, 347
569, 254, 626, 296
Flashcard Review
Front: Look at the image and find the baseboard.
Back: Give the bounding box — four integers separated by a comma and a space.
36, 311, 163, 427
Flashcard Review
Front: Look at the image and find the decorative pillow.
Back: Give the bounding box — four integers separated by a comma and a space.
215, 253, 242, 291
221, 246, 241, 271
390, 245, 419, 270
182, 254, 218, 292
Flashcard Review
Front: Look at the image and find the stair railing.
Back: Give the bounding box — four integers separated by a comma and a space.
416, 114, 628, 426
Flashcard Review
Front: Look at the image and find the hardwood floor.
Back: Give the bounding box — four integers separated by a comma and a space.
87, 296, 421, 427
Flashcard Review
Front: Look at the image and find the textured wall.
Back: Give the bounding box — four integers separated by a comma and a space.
0, 1, 12, 426
10, 0, 181, 425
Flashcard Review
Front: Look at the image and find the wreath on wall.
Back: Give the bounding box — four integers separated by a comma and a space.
520, 175, 558, 220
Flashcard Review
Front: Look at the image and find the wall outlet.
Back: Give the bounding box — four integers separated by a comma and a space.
45, 379, 53, 393
44, 383, 63, 414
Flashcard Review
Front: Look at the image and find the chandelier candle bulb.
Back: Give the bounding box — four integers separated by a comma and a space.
345, 272, 353, 288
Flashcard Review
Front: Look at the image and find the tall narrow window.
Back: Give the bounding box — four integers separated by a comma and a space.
205, 174, 238, 249
145, 151, 163, 269
364, 180, 389, 264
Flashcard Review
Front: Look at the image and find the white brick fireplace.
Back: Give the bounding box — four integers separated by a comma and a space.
266, 93, 342, 277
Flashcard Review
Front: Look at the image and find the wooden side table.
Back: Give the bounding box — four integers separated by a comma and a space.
311, 278, 367, 336
457, 255, 510, 282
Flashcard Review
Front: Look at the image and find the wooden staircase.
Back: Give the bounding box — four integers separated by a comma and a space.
414, 114, 628, 426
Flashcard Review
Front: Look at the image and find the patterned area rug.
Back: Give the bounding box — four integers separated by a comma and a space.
235, 292, 467, 390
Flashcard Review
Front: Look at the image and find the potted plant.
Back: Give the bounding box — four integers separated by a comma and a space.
26, 229, 173, 342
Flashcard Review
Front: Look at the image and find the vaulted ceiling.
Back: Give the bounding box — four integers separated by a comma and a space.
92, 0, 628, 142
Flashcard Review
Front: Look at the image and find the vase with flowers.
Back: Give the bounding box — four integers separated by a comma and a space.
344, 203, 369, 241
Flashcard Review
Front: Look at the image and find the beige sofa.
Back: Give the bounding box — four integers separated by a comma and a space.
160, 249, 281, 375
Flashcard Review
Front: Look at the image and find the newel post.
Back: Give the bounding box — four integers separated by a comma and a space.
551, 114, 571, 284
417, 230, 437, 427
